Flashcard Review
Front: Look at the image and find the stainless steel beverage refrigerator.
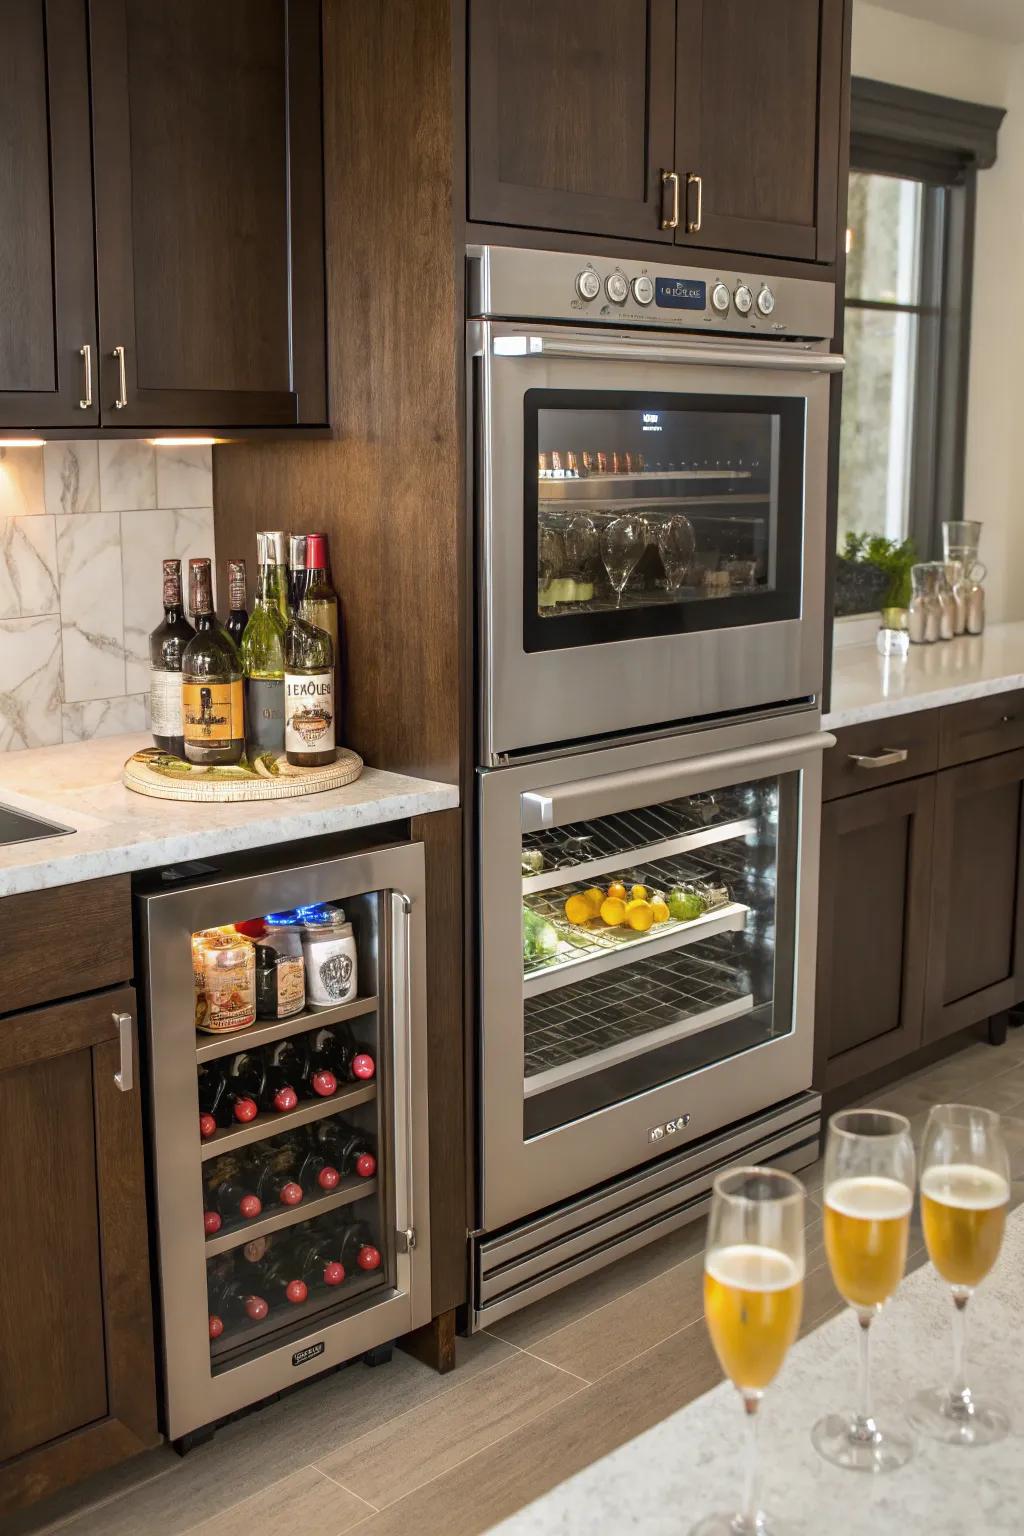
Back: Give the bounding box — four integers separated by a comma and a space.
135, 838, 430, 1447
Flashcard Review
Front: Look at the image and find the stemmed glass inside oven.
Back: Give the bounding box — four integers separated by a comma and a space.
656, 514, 697, 593
601, 514, 647, 607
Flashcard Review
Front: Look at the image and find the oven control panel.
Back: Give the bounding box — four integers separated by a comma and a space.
468, 245, 835, 341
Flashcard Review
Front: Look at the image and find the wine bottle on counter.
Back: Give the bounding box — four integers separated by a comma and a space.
284, 610, 336, 769
288, 533, 309, 614
149, 558, 195, 757
299, 533, 340, 677
240, 533, 287, 756
225, 559, 249, 647
181, 558, 245, 766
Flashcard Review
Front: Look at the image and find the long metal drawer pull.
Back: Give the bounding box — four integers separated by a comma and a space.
848, 747, 909, 769
661, 170, 680, 230
493, 333, 845, 373
113, 1011, 134, 1092
113, 345, 128, 409
391, 892, 416, 1256
686, 172, 703, 233
79, 344, 93, 409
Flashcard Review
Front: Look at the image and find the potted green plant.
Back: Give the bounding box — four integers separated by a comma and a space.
834, 533, 916, 619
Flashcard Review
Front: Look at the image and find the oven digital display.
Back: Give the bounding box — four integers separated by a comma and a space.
655, 277, 707, 311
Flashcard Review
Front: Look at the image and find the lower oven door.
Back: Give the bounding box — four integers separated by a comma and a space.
478, 717, 832, 1232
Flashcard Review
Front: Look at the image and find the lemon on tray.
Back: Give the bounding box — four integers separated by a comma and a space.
584, 886, 605, 912
600, 896, 628, 926
630, 884, 648, 901
650, 897, 670, 924
624, 898, 655, 932
564, 892, 598, 925
607, 880, 627, 902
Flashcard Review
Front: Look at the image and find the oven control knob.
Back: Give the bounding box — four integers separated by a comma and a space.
756, 284, 776, 316
711, 282, 731, 314
632, 274, 655, 306
576, 269, 601, 302
605, 271, 629, 304
734, 284, 753, 315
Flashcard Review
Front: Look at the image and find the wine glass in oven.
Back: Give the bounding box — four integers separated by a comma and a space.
601, 514, 647, 607
656, 515, 697, 593
563, 514, 599, 597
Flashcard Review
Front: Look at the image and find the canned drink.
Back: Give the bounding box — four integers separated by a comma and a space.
596, 451, 609, 474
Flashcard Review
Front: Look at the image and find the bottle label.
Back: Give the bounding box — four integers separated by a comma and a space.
245, 677, 285, 754
150, 669, 182, 738
276, 955, 305, 1017
183, 679, 244, 745
285, 670, 335, 755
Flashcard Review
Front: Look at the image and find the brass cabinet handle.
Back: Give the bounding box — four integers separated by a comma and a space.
686, 173, 703, 233
113, 1011, 134, 1092
112, 344, 128, 409
660, 169, 680, 230
79, 344, 93, 409
848, 747, 909, 769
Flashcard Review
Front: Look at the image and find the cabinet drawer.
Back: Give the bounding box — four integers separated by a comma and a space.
823, 712, 939, 801
0, 875, 132, 1016
938, 690, 1024, 768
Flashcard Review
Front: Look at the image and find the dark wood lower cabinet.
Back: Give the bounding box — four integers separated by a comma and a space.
925, 748, 1024, 1042
815, 775, 934, 1091
0, 987, 158, 1518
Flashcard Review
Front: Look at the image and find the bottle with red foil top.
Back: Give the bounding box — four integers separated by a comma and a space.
240, 1237, 312, 1307
242, 1143, 305, 1210
332, 1218, 383, 1275
261, 1035, 337, 1108
202, 1158, 263, 1235
207, 1261, 269, 1339
290, 1231, 349, 1290
197, 1052, 266, 1139
314, 1117, 377, 1181
310, 1023, 375, 1085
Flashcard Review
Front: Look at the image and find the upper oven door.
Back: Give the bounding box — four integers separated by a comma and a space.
472, 322, 842, 763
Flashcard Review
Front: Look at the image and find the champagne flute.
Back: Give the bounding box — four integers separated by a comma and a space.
690, 1167, 805, 1536
656, 514, 697, 592
600, 514, 646, 607
811, 1109, 915, 1472
908, 1103, 1010, 1446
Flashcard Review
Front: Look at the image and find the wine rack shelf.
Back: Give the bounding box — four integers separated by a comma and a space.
200, 1082, 378, 1160
195, 994, 378, 1063
204, 1175, 378, 1257
210, 1266, 385, 1367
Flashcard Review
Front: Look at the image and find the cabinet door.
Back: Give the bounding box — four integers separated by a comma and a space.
0, 988, 158, 1519
814, 777, 935, 1092
925, 750, 1024, 1043
675, 0, 843, 261
467, 0, 677, 242
88, 0, 327, 429
0, 0, 98, 428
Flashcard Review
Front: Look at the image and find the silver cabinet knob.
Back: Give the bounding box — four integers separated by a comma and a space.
711, 282, 730, 314
632, 274, 654, 306
734, 284, 753, 314
605, 272, 629, 304
576, 269, 601, 301
756, 285, 776, 316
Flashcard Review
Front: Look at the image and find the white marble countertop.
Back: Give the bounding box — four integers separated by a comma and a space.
825, 620, 1024, 729
0, 734, 459, 897
491, 1205, 1024, 1536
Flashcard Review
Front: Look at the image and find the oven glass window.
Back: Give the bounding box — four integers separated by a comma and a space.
519, 772, 797, 1139
526, 391, 805, 652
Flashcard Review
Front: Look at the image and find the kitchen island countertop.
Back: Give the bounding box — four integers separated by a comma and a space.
0, 734, 458, 897
825, 619, 1024, 729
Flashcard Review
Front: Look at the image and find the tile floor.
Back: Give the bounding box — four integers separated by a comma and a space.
15, 1028, 1024, 1536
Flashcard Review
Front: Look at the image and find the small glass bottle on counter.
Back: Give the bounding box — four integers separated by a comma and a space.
302, 909, 358, 1007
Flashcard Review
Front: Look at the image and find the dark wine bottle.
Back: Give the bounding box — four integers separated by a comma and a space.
314, 1117, 377, 1180
225, 559, 249, 648
202, 1158, 263, 1235
264, 1036, 337, 1104
242, 1236, 311, 1306
197, 1054, 264, 1138
181, 558, 245, 766
207, 1260, 269, 1339
310, 1023, 375, 1084
333, 1218, 383, 1274
149, 557, 195, 757
242, 1142, 305, 1210
290, 1230, 347, 1289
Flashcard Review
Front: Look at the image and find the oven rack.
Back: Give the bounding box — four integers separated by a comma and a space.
523, 941, 754, 1095
539, 469, 755, 487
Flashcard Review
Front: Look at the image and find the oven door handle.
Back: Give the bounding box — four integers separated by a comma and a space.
496, 335, 845, 371
520, 731, 836, 830
492, 334, 845, 373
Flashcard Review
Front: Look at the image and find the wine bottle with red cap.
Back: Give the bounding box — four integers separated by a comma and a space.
310, 1023, 375, 1085
314, 1118, 377, 1181
326, 1216, 383, 1275
207, 1261, 269, 1340
197, 1054, 265, 1139
262, 1035, 337, 1107
242, 1142, 305, 1210
202, 1157, 263, 1235
241, 1236, 313, 1307
290, 1230, 348, 1291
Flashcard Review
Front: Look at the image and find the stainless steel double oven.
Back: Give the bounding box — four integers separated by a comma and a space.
469, 246, 839, 1325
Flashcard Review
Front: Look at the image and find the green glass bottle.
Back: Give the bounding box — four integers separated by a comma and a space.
240, 533, 288, 755
284, 613, 336, 768
181, 558, 245, 765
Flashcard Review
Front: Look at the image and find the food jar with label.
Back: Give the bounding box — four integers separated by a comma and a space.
302, 910, 359, 1008
201, 935, 257, 1033
254, 929, 306, 1020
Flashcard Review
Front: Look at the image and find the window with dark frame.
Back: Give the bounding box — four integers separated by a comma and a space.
836, 79, 1003, 603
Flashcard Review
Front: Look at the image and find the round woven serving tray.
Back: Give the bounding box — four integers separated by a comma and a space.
123, 747, 364, 803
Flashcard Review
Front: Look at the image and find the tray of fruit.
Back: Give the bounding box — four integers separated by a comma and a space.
527, 875, 731, 954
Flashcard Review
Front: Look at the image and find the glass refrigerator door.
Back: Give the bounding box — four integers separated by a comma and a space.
520, 774, 796, 1139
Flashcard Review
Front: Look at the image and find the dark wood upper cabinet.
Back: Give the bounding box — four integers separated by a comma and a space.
89, 0, 326, 428
466, 0, 845, 263
675, 0, 842, 261
0, 0, 99, 428
467, 0, 677, 242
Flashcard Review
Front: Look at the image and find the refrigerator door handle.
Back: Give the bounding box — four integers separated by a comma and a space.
113, 1011, 134, 1092
521, 731, 836, 830
391, 892, 416, 1254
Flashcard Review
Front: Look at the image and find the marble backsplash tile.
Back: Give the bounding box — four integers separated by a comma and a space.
0, 442, 214, 750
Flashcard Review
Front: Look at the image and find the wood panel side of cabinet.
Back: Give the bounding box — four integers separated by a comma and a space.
0, 875, 133, 1017
925, 750, 1024, 1042
814, 775, 935, 1093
